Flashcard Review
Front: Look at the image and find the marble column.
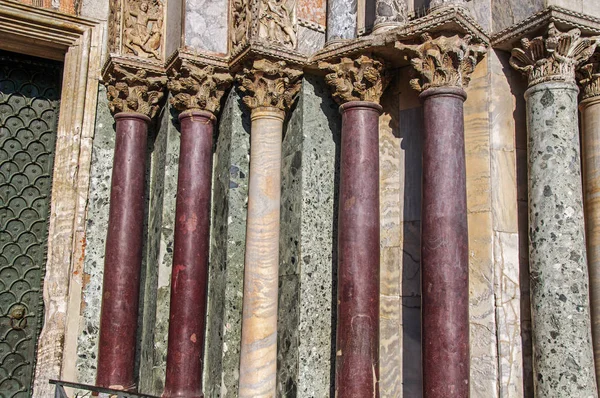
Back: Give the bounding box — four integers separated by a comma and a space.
397, 33, 486, 398
163, 62, 232, 398
319, 55, 386, 397
429, 0, 469, 10
326, 0, 357, 44
373, 0, 407, 34
511, 23, 598, 396
237, 59, 302, 398
579, 58, 600, 391
96, 63, 167, 390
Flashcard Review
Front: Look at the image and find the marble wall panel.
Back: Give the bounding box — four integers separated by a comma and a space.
75, 86, 114, 385
15, 0, 77, 14
277, 75, 338, 397
185, 0, 229, 54
204, 87, 250, 397
464, 55, 499, 397
297, 0, 326, 26
491, 0, 544, 33
138, 102, 180, 395
379, 69, 423, 397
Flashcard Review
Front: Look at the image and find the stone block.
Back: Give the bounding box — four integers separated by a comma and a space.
185, 0, 228, 54
491, 149, 518, 233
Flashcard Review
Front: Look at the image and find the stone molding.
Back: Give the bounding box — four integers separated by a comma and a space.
510, 23, 598, 87
103, 58, 168, 119
319, 55, 389, 104
167, 58, 233, 114
492, 6, 600, 51
396, 32, 486, 91
578, 54, 600, 99
238, 58, 303, 111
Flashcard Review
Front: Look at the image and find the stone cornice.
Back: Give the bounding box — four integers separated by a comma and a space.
166, 55, 233, 115
578, 53, 600, 100
238, 58, 303, 112
398, 32, 486, 91
510, 23, 598, 87
319, 55, 389, 104
309, 6, 488, 68
492, 6, 600, 51
102, 56, 167, 119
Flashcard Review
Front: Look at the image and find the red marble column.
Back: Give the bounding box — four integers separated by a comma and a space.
163, 110, 215, 398
420, 87, 470, 398
336, 101, 381, 398
96, 112, 150, 390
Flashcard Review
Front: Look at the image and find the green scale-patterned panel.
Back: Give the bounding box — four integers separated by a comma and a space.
0, 50, 62, 397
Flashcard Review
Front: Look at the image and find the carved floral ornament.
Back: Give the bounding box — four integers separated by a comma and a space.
396, 33, 486, 92
319, 55, 389, 105
168, 61, 233, 114
104, 63, 167, 119
238, 58, 303, 111
510, 23, 598, 87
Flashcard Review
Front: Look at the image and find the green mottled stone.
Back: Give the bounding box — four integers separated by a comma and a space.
138, 101, 180, 395
204, 86, 250, 397
277, 75, 339, 397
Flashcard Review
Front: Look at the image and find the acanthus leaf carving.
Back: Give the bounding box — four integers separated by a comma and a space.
168, 61, 233, 114
258, 0, 298, 49
396, 32, 486, 92
238, 59, 303, 111
319, 55, 389, 105
510, 23, 598, 87
104, 62, 167, 119
116, 0, 164, 60
578, 54, 600, 100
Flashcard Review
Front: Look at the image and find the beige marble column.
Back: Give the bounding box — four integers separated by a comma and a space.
237, 59, 302, 398
580, 57, 600, 391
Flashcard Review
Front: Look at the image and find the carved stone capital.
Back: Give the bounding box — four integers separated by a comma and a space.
104, 61, 167, 119
237, 59, 303, 112
319, 55, 389, 105
510, 23, 598, 87
578, 55, 600, 100
167, 60, 233, 115
396, 33, 486, 92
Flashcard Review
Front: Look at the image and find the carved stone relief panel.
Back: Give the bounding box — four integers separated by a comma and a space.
108, 0, 165, 61
231, 0, 251, 53
257, 0, 298, 49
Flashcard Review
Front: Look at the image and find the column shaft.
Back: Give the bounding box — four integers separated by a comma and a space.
335, 101, 381, 397
420, 87, 469, 398
96, 113, 150, 390
526, 82, 597, 396
582, 96, 600, 391
238, 107, 284, 398
163, 111, 215, 398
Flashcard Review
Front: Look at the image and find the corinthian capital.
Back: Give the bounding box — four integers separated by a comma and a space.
319, 55, 388, 104
104, 62, 167, 119
397, 33, 486, 92
168, 60, 233, 115
238, 59, 303, 112
510, 23, 598, 87
578, 54, 600, 100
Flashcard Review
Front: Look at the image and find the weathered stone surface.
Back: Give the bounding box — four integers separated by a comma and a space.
137, 103, 180, 395
326, 0, 357, 42
525, 81, 597, 397
491, 0, 543, 33
76, 86, 115, 385
204, 87, 250, 397
277, 76, 338, 397
185, 0, 229, 54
